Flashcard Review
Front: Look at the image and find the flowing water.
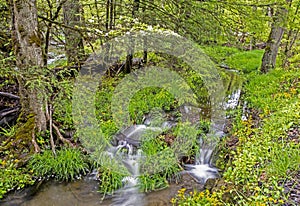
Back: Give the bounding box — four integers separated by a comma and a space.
1, 70, 242, 206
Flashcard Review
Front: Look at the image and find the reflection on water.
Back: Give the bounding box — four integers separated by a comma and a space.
1, 175, 199, 206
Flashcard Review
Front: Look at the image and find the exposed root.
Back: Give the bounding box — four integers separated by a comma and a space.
31, 127, 41, 153
46, 102, 56, 156
0, 91, 20, 100
52, 123, 73, 147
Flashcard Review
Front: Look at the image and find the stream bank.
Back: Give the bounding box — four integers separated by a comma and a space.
1, 68, 243, 205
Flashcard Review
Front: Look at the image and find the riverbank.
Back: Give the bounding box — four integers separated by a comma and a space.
172, 68, 300, 205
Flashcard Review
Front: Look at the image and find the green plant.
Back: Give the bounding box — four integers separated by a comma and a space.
52, 79, 75, 130
28, 148, 89, 181
0, 166, 34, 199
225, 49, 264, 73
98, 167, 127, 195
171, 188, 222, 206
139, 173, 169, 192
0, 126, 16, 137
217, 68, 300, 204
267, 143, 300, 178
200, 45, 240, 64
129, 87, 177, 123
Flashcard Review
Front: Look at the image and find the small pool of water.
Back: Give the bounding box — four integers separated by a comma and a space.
1, 173, 203, 206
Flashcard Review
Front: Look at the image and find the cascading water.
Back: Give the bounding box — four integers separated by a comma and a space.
1, 70, 242, 206
111, 145, 144, 206
108, 124, 162, 206
184, 70, 242, 185
109, 83, 243, 202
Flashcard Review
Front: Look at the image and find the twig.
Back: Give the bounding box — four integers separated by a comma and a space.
219, 64, 236, 70
0, 92, 20, 100
0, 107, 20, 118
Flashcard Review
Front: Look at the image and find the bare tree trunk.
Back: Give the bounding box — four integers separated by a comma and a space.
283, 2, 299, 68
109, 0, 114, 29
105, 0, 110, 31
9, 0, 47, 152
283, 29, 299, 68
124, 0, 140, 73
63, 0, 84, 68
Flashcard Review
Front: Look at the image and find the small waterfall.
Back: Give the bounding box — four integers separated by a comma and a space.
111, 147, 144, 206
184, 71, 242, 184
109, 127, 146, 206
184, 133, 220, 184
109, 71, 242, 202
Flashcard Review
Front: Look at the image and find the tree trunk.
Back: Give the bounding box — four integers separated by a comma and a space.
260, 1, 291, 73
124, 0, 140, 73
9, 0, 47, 152
260, 26, 284, 73
105, 0, 110, 31
63, 0, 84, 68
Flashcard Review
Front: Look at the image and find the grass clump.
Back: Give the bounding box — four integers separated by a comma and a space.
98, 167, 127, 195
28, 148, 89, 181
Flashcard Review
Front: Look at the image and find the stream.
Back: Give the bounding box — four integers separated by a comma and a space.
1, 70, 242, 206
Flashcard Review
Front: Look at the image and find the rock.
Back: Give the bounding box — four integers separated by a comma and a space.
204, 178, 217, 191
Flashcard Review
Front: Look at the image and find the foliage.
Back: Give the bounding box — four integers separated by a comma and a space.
98, 167, 126, 195
52, 78, 75, 130
218, 68, 300, 204
0, 126, 16, 137
27, 148, 89, 181
139, 173, 169, 192
201, 46, 240, 64
171, 188, 222, 206
129, 87, 177, 124
0, 166, 34, 199
95, 76, 120, 137
1, 0, 300, 203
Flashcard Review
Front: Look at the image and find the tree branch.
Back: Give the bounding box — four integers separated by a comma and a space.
0, 92, 20, 100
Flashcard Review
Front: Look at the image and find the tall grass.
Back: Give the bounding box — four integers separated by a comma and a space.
28, 148, 89, 181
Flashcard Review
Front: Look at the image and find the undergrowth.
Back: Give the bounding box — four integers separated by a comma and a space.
28, 148, 90, 181
220, 68, 300, 205
173, 68, 300, 205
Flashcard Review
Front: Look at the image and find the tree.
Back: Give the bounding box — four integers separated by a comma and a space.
8, 0, 46, 152
261, 1, 291, 73
63, 0, 84, 68
124, 0, 140, 73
